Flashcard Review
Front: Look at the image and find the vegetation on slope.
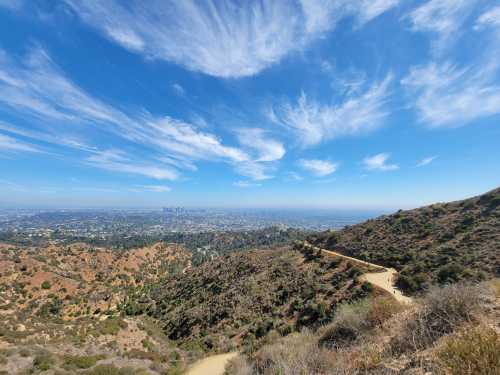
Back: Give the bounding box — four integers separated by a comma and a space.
307, 187, 500, 293
227, 280, 500, 375
123, 247, 376, 353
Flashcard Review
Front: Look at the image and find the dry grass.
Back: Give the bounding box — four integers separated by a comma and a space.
319, 296, 403, 349
252, 329, 335, 375
436, 324, 500, 375
390, 283, 484, 353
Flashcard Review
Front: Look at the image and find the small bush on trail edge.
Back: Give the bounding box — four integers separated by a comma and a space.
319, 299, 371, 348
437, 324, 500, 375
319, 296, 403, 348
391, 283, 484, 353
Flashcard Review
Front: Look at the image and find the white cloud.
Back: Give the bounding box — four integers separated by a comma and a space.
64, 0, 399, 78
236, 128, 285, 162
363, 153, 399, 171
86, 149, 179, 180
141, 185, 171, 193
406, 0, 477, 52
172, 83, 185, 96
401, 61, 500, 127
475, 6, 500, 30
233, 180, 262, 188
286, 172, 303, 181
234, 161, 273, 181
0, 133, 41, 153
416, 156, 437, 167
273, 74, 392, 147
0, 47, 267, 181
299, 159, 339, 177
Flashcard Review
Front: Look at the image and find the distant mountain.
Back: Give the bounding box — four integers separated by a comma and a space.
308, 187, 500, 293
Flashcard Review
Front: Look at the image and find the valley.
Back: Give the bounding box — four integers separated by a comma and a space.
0, 188, 498, 374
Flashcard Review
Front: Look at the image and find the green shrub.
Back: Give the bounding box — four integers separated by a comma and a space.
63, 354, 105, 369
437, 325, 500, 375
319, 299, 371, 348
33, 352, 55, 371
41, 281, 51, 290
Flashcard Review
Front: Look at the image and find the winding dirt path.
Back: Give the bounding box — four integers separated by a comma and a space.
184, 244, 412, 374
309, 244, 413, 304
185, 352, 238, 375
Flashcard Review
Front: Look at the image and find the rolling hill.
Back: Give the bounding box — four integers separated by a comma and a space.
307, 187, 500, 293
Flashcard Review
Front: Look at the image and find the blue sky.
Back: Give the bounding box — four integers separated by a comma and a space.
0, 0, 499, 209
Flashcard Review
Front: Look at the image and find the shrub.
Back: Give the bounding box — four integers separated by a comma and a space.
41, 281, 51, 290
33, 352, 55, 371
437, 325, 500, 375
226, 355, 253, 375
253, 329, 334, 374
63, 354, 105, 369
96, 318, 126, 336
367, 296, 404, 327
392, 283, 483, 352
318, 299, 371, 348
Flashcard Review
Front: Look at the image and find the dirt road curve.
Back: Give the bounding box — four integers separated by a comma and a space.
310, 244, 413, 304
184, 244, 413, 374
185, 352, 238, 375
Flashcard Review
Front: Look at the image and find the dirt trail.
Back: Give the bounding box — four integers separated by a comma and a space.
185, 352, 238, 375
308, 243, 413, 304
184, 244, 412, 375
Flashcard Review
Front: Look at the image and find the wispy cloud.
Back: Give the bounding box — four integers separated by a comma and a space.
64, 0, 399, 78
286, 172, 303, 181
0, 47, 270, 181
363, 153, 399, 171
86, 149, 178, 180
235, 128, 285, 162
299, 159, 339, 177
273, 74, 392, 147
141, 185, 171, 193
416, 156, 437, 167
405, 0, 478, 53
171, 83, 185, 96
233, 180, 262, 188
401, 61, 500, 127
0, 133, 41, 153
234, 161, 273, 181
475, 6, 500, 30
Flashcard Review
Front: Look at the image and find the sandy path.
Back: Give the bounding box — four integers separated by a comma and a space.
185, 352, 238, 375
360, 268, 413, 304
306, 243, 413, 304
184, 244, 412, 375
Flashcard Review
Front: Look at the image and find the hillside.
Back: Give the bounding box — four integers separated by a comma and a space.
0, 242, 196, 374
123, 247, 380, 353
227, 280, 500, 374
307, 187, 500, 293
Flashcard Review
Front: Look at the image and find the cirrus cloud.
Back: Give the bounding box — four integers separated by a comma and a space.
64, 0, 400, 78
